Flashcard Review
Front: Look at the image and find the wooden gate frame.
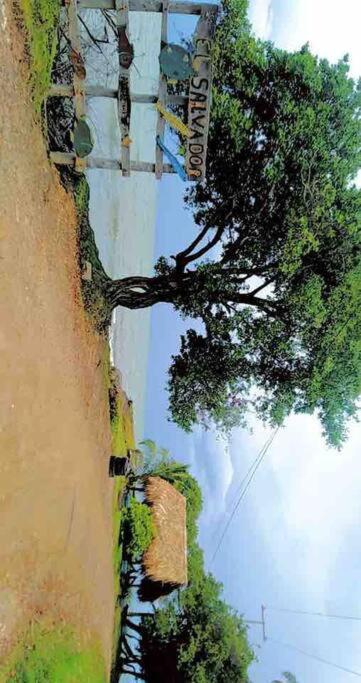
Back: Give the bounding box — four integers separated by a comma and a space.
49, 0, 218, 180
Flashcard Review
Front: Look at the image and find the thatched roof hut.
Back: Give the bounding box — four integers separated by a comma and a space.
140, 476, 187, 602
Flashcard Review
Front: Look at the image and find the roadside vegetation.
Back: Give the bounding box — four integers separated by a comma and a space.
103, 357, 138, 671
117, 442, 255, 681
18, 0, 59, 114
0, 623, 105, 682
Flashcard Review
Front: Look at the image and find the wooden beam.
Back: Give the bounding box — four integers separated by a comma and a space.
116, 0, 131, 176
49, 151, 176, 174
49, 83, 187, 105
77, 0, 215, 14
155, 0, 169, 180
67, 0, 86, 121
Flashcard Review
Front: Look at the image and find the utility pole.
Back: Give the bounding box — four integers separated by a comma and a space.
244, 605, 267, 641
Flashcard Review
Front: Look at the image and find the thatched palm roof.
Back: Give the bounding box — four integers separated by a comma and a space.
142, 476, 187, 599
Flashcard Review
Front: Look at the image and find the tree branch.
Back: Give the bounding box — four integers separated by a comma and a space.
181, 225, 224, 267
175, 225, 213, 270
249, 277, 276, 296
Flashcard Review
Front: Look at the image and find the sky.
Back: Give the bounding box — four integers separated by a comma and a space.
143, 1, 361, 681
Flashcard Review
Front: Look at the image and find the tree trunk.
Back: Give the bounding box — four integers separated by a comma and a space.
103, 276, 176, 311
102, 273, 278, 317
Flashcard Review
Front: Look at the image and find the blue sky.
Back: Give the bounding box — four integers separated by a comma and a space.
143, 1, 361, 681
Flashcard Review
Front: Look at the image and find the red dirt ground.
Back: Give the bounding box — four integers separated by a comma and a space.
0, 3, 115, 675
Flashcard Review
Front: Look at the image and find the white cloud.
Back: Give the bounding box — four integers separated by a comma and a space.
227, 415, 361, 599
247, 0, 273, 40
248, 0, 361, 78
188, 429, 234, 523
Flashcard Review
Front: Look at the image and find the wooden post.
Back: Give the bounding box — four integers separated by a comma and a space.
116, 0, 131, 176
155, 0, 169, 179
66, 0, 86, 172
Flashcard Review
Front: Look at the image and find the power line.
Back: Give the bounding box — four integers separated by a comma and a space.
268, 635, 361, 678
267, 605, 361, 623
211, 432, 274, 542
228, 433, 274, 509
211, 428, 279, 563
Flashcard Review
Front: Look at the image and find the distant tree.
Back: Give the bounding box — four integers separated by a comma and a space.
126, 573, 254, 682
273, 673, 299, 683
95, 0, 361, 447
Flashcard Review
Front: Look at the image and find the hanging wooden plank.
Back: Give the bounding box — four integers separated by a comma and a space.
185, 5, 217, 181
77, 0, 214, 14
50, 151, 176, 173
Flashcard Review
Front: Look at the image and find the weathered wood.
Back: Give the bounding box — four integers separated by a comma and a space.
67, 0, 86, 121
76, 0, 215, 14
49, 83, 187, 105
155, 0, 169, 180
115, 0, 131, 176
49, 151, 176, 173
185, 5, 217, 180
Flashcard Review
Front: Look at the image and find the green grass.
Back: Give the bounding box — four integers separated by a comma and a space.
72, 177, 112, 331
105, 360, 136, 670
0, 623, 106, 682
19, 0, 59, 115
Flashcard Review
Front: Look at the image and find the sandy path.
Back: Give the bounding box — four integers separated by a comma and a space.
0, 3, 115, 673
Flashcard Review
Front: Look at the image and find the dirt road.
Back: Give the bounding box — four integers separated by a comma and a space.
0, 3, 115, 673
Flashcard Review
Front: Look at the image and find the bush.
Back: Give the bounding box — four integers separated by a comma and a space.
122, 498, 154, 562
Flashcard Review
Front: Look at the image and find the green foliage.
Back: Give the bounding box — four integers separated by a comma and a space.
19, 0, 59, 114
122, 498, 155, 562
138, 573, 254, 682
165, 0, 361, 447
72, 176, 112, 331
0, 623, 106, 682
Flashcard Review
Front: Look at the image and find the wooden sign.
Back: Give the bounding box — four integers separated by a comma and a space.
186, 6, 217, 181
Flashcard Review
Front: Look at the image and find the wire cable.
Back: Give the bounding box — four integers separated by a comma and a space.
211, 428, 279, 563
268, 635, 361, 678
266, 605, 361, 623
210, 432, 274, 542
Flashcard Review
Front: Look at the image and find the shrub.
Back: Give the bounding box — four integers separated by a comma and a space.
122, 498, 155, 562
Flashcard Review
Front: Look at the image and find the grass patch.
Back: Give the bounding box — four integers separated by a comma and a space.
19, 0, 59, 115
0, 622, 106, 682
106, 364, 136, 669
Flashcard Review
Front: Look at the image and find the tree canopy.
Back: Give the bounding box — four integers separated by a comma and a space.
136, 574, 254, 682
101, 0, 361, 447
167, 0, 361, 446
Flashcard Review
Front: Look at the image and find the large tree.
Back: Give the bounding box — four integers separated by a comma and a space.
96, 0, 361, 446
124, 574, 254, 682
